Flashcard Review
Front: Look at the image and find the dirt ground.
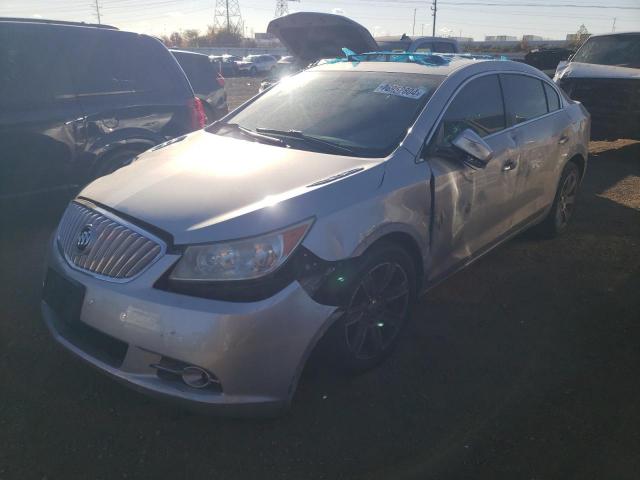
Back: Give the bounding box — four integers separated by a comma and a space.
225, 76, 265, 110
0, 85, 639, 479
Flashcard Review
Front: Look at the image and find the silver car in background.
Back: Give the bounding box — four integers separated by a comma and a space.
42, 54, 590, 415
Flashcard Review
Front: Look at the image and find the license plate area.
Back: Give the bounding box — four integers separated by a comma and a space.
42, 268, 128, 368
43, 268, 85, 326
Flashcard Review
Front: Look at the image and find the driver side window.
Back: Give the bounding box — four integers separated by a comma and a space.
435, 74, 506, 147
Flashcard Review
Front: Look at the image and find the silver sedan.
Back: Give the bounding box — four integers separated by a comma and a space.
42, 55, 590, 415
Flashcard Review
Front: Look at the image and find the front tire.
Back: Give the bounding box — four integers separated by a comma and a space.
328, 242, 417, 373
535, 161, 580, 238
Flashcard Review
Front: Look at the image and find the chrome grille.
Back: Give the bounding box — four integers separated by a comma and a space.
57, 201, 164, 281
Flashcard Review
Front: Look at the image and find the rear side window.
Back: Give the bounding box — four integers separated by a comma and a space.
500, 74, 548, 124
435, 42, 456, 53
70, 32, 180, 96
0, 24, 75, 108
438, 74, 506, 143
415, 42, 435, 53
543, 82, 560, 111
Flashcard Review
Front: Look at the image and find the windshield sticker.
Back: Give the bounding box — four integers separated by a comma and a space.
374, 83, 427, 99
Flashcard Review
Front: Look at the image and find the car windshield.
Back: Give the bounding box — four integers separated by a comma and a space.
214, 70, 443, 157
243, 55, 259, 61
572, 34, 640, 68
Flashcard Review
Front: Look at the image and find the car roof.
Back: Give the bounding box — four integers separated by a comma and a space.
170, 49, 209, 58
586, 31, 639, 38
375, 35, 457, 43
309, 56, 546, 78
0, 17, 117, 29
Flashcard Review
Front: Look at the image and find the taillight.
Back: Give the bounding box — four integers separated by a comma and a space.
188, 97, 206, 130
216, 74, 225, 88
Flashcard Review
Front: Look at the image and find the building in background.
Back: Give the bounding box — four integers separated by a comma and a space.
485, 35, 518, 41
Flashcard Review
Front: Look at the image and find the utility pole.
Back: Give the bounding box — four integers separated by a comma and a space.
412, 8, 417, 36
93, 0, 101, 24
421, 23, 425, 35
226, 0, 231, 30
612, 17, 617, 32
431, 0, 437, 37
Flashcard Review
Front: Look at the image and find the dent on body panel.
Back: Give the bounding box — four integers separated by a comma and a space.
427, 156, 479, 277
302, 149, 431, 262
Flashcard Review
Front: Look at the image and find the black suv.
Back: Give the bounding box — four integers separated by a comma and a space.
0, 19, 206, 202
170, 49, 229, 123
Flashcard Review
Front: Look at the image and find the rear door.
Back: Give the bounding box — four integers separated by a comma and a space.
500, 74, 572, 223
426, 74, 520, 279
68, 30, 195, 161
0, 23, 85, 200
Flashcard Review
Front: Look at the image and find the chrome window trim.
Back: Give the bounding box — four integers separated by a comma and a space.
417, 70, 567, 162
57, 198, 167, 284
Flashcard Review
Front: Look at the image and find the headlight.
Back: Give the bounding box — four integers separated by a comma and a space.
169, 219, 314, 282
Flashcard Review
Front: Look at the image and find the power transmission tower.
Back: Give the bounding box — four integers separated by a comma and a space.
431, 0, 437, 37
275, 0, 299, 18
92, 0, 101, 24
214, 0, 243, 32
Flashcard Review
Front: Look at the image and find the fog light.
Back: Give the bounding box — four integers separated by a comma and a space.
181, 366, 211, 389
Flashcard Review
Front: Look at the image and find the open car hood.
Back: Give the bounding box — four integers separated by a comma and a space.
267, 12, 378, 65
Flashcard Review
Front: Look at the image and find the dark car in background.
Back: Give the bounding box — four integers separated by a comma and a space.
524, 47, 574, 77
0, 18, 205, 203
375, 34, 460, 53
554, 32, 640, 140
171, 49, 229, 123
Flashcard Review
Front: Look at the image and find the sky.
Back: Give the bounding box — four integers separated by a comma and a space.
1, 0, 639, 41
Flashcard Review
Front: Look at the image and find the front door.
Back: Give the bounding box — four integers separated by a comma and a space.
424, 74, 519, 281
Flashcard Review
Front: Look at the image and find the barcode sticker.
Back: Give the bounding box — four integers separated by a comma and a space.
374, 83, 427, 99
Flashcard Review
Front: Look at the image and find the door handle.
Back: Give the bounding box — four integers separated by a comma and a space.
502, 159, 517, 172
558, 136, 569, 145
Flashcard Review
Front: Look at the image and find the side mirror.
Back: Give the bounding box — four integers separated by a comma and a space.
451, 129, 493, 167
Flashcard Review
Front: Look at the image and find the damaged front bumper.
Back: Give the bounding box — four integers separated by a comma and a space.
41, 234, 340, 416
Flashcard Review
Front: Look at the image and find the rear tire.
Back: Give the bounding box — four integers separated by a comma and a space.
327, 242, 417, 374
534, 160, 581, 238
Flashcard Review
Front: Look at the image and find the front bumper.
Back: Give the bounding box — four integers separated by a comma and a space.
42, 235, 337, 416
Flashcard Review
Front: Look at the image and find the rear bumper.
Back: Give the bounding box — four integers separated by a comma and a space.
42, 235, 338, 416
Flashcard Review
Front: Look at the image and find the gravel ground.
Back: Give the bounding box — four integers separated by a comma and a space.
0, 97, 639, 479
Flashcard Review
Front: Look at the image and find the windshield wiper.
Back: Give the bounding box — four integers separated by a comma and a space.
216, 123, 284, 146
255, 128, 357, 156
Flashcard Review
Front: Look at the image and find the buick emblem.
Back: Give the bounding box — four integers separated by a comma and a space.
76, 225, 93, 252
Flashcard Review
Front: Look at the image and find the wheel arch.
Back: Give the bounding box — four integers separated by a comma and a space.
568, 152, 586, 180
362, 231, 425, 292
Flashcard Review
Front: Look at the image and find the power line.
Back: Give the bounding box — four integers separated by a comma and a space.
440, 1, 640, 9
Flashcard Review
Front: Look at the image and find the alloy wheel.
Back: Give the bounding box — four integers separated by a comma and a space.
556, 169, 579, 227
343, 262, 411, 361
